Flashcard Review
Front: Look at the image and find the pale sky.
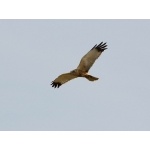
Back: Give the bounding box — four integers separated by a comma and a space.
0, 20, 150, 130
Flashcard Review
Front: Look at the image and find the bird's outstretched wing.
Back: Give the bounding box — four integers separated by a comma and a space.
51, 73, 78, 88
77, 42, 107, 72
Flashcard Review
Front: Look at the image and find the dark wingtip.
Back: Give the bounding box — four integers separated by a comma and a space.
51, 81, 62, 88
90, 44, 97, 51
95, 42, 107, 52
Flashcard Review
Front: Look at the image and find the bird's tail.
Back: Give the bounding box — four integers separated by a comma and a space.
85, 74, 99, 81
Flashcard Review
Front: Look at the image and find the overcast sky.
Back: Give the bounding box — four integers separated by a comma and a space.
0, 20, 150, 131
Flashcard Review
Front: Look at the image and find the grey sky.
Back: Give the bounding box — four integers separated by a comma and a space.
0, 20, 150, 130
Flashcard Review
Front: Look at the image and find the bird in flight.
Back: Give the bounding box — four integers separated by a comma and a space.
51, 42, 107, 88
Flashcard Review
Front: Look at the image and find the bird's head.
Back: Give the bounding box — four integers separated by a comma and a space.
70, 69, 76, 74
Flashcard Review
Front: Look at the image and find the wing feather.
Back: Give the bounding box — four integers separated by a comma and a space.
77, 42, 107, 72
51, 73, 78, 88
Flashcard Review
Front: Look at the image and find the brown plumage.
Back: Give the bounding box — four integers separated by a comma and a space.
51, 42, 107, 88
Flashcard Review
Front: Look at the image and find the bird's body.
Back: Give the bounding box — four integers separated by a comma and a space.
51, 42, 107, 88
70, 69, 99, 81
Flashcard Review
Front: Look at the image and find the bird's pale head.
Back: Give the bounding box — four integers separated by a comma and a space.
70, 69, 77, 74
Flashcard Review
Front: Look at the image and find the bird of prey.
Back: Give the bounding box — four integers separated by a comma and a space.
51, 42, 107, 88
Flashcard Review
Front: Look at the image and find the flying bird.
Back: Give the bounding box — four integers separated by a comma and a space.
51, 42, 107, 88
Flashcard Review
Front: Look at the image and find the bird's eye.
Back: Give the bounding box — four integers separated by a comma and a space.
70, 70, 75, 73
